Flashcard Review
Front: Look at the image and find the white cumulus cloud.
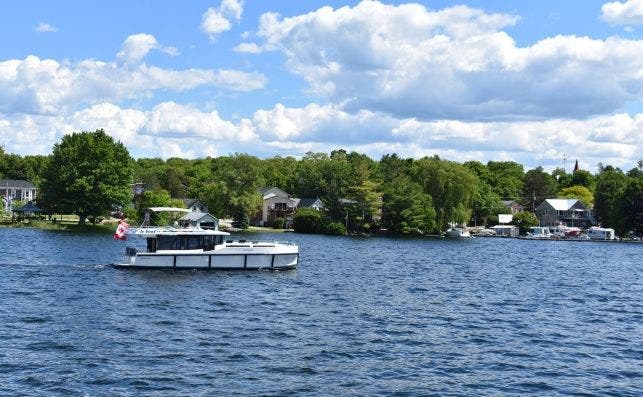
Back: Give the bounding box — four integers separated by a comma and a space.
0, 34, 266, 116
201, 0, 245, 41
234, 42, 263, 54
1, 101, 641, 171
257, 1, 643, 121
117, 33, 179, 64
35, 22, 58, 33
602, 0, 643, 25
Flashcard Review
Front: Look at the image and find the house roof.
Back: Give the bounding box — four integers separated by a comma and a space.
183, 198, 206, 208
537, 199, 585, 211
298, 198, 323, 208
260, 186, 291, 199
0, 179, 37, 189
180, 211, 218, 222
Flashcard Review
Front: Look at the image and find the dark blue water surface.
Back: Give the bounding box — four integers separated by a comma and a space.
0, 228, 641, 396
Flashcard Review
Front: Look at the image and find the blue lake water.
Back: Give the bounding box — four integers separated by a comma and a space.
0, 227, 641, 396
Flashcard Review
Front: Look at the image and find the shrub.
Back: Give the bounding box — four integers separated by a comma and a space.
293, 208, 323, 233
232, 207, 250, 229
324, 221, 346, 235
272, 217, 286, 229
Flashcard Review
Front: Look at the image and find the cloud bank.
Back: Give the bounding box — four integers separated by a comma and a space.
2, 101, 641, 171
602, 0, 643, 25
257, 1, 643, 121
0, 34, 266, 116
1, 1, 642, 172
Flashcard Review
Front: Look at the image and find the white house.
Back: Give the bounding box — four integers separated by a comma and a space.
254, 187, 300, 226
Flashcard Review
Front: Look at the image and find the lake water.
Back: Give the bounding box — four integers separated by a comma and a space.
0, 228, 641, 396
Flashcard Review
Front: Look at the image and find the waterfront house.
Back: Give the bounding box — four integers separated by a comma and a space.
535, 199, 595, 228
1, 179, 38, 206
297, 197, 325, 211
501, 200, 524, 214
179, 211, 218, 229
254, 187, 300, 227
184, 199, 208, 213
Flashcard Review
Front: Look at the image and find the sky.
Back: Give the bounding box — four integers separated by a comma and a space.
1, 0, 642, 172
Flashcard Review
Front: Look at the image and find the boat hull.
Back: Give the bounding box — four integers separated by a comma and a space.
113, 245, 299, 270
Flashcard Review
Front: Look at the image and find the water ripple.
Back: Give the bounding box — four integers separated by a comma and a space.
0, 229, 641, 396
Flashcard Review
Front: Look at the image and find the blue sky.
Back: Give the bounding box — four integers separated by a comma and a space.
1, 0, 642, 172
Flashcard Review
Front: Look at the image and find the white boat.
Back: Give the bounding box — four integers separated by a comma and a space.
113, 208, 299, 270
525, 226, 552, 239
445, 223, 472, 239
586, 226, 616, 240
551, 224, 583, 239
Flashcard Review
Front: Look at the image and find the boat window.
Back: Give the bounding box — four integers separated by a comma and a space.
157, 235, 181, 250
146, 238, 157, 253
186, 236, 203, 249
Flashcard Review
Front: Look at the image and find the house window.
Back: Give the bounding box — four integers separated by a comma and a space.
11, 189, 16, 198
275, 202, 287, 211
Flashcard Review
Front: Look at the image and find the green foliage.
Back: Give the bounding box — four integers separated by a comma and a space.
616, 177, 643, 236
594, 168, 628, 228
487, 161, 524, 200
5, 141, 642, 236
570, 170, 595, 192
293, 208, 323, 234
559, 185, 594, 207
232, 206, 250, 229
40, 129, 133, 225
382, 176, 436, 234
511, 211, 539, 234
411, 157, 477, 229
523, 167, 557, 207
272, 217, 286, 229
324, 221, 346, 235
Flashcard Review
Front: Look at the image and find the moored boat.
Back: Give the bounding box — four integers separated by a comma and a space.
524, 226, 552, 239
445, 223, 472, 239
586, 226, 616, 241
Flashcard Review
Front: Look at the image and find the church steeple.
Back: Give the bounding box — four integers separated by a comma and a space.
573, 159, 579, 173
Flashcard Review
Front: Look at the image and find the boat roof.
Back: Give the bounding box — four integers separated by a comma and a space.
128, 226, 229, 237
147, 207, 190, 213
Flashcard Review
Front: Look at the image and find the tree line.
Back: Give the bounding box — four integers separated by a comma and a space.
1, 130, 641, 235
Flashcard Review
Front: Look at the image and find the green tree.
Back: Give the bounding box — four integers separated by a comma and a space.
293, 207, 324, 234
616, 177, 643, 236
511, 211, 539, 234
382, 176, 436, 234
40, 129, 133, 225
594, 167, 627, 228
523, 167, 557, 207
411, 157, 478, 230
487, 161, 524, 200
559, 185, 594, 207
570, 170, 595, 192
136, 189, 182, 225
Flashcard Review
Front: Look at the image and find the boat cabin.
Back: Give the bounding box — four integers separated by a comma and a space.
146, 233, 226, 252
586, 227, 616, 240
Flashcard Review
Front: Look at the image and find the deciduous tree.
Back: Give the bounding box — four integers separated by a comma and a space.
40, 129, 133, 225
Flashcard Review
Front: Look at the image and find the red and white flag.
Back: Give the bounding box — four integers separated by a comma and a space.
114, 219, 129, 240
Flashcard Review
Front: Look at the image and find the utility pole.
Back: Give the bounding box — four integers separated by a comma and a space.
532, 190, 536, 213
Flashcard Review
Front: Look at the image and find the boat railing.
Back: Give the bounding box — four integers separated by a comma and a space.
224, 240, 298, 247
127, 225, 211, 234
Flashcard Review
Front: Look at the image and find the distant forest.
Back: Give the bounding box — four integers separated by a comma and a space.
1, 138, 642, 235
